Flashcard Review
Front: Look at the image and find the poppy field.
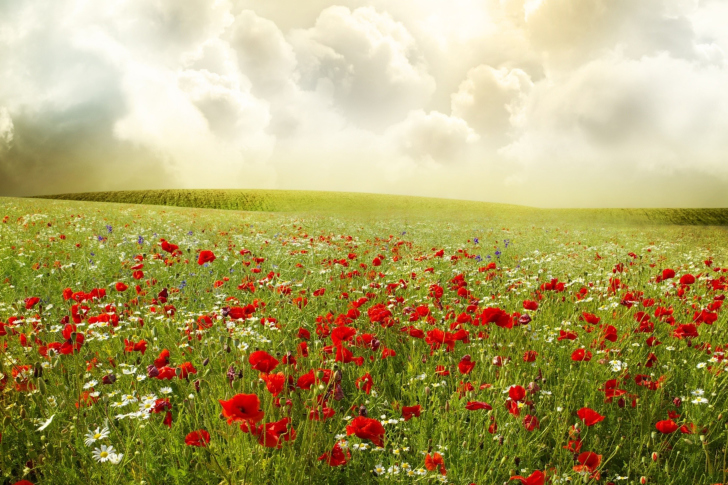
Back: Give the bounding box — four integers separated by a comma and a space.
1, 196, 728, 485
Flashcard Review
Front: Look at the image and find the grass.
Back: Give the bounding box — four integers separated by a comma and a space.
0, 195, 727, 484
34, 189, 728, 226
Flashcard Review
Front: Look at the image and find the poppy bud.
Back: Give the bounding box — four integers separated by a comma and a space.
147, 365, 159, 378
514, 456, 521, 467
617, 397, 625, 408
424, 386, 430, 396
334, 382, 345, 401
203, 358, 209, 366
38, 378, 46, 394
673, 397, 682, 407
33, 364, 43, 378
526, 381, 540, 393
359, 405, 367, 417
651, 452, 658, 462
194, 379, 201, 393
102, 374, 116, 385
640, 477, 647, 484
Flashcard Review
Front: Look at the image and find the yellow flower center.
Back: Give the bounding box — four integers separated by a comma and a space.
100, 451, 108, 458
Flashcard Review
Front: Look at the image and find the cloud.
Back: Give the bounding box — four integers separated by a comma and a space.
451, 65, 533, 146
290, 6, 436, 129
386, 110, 479, 165
501, 52, 728, 200
0, 107, 13, 148
506, 0, 699, 66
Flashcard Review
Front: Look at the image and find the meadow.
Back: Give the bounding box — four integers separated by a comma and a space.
1, 192, 728, 485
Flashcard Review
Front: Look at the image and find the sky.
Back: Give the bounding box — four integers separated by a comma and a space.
1, 0, 727, 208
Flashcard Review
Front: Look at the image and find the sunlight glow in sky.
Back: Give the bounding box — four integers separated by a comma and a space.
1, 0, 727, 207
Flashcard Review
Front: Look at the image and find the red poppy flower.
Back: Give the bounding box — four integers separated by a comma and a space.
465, 401, 492, 411
178, 362, 197, 379
523, 414, 540, 431
458, 355, 476, 374
160, 239, 179, 254
154, 349, 170, 368
662, 268, 675, 280
509, 385, 526, 402
655, 419, 679, 434
558, 330, 578, 341
679, 274, 695, 285
249, 350, 279, 373
523, 350, 537, 362
574, 451, 602, 473
115, 282, 128, 292
251, 417, 296, 448
185, 429, 211, 447
356, 373, 374, 394
510, 470, 545, 485
297, 369, 316, 390
672, 324, 698, 339
523, 300, 538, 311
124, 338, 147, 355
318, 442, 351, 466
219, 393, 265, 425
435, 365, 450, 376
578, 407, 605, 426
401, 405, 422, 421
24, 297, 40, 309
480, 307, 512, 328
425, 452, 447, 475
571, 348, 592, 361
580, 312, 601, 325
346, 416, 386, 447
156, 366, 176, 380
262, 372, 291, 397
197, 250, 216, 265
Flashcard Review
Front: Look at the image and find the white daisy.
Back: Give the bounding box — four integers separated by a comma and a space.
37, 414, 55, 431
108, 452, 124, 465
84, 426, 110, 446
92, 444, 116, 462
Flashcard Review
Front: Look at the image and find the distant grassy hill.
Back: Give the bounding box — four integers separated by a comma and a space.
34, 189, 728, 226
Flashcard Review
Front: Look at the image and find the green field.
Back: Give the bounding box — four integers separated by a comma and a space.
35, 189, 728, 226
1, 194, 728, 485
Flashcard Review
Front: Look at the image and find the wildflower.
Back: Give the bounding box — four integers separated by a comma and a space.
37, 414, 55, 432
577, 407, 605, 426
92, 445, 117, 463
425, 452, 447, 475
318, 442, 351, 466
510, 470, 545, 485
219, 393, 265, 425
185, 430, 211, 447
84, 426, 110, 446
346, 416, 386, 447
108, 452, 124, 465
